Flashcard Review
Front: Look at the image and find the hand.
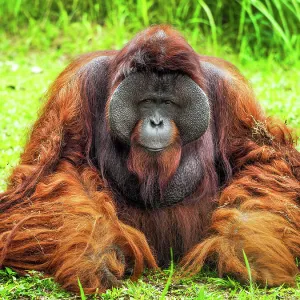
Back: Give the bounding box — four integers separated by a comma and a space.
98, 245, 128, 288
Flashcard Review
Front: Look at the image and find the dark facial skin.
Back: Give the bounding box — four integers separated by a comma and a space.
108, 72, 210, 151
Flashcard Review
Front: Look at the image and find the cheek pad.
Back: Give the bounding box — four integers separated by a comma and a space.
108, 74, 148, 144
175, 78, 210, 144
108, 94, 137, 144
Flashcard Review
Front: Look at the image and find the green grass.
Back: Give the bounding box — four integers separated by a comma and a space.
0, 267, 299, 299
0, 268, 70, 299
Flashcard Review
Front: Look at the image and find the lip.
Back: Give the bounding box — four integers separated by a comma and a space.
145, 147, 165, 152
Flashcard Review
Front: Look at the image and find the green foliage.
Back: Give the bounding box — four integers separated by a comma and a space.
0, 0, 299, 61
160, 249, 175, 299
78, 278, 87, 300
243, 250, 254, 296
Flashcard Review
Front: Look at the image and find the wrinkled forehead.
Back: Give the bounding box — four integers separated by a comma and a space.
145, 72, 185, 93
112, 72, 196, 97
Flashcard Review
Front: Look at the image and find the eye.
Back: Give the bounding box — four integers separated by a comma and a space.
141, 99, 153, 104
163, 100, 173, 105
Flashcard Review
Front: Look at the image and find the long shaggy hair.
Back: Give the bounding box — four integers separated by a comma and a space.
0, 25, 299, 293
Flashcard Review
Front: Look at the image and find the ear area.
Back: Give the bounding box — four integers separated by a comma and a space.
199, 57, 263, 134
199, 57, 264, 182
0, 53, 111, 208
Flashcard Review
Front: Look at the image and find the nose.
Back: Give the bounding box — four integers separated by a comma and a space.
150, 113, 163, 128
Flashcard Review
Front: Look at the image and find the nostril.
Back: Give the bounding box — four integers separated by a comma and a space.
150, 119, 163, 128
150, 119, 156, 127
157, 120, 163, 127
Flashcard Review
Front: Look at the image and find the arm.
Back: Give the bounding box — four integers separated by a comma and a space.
181, 58, 300, 286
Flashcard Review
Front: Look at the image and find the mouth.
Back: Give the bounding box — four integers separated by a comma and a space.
137, 141, 169, 153
145, 147, 165, 152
